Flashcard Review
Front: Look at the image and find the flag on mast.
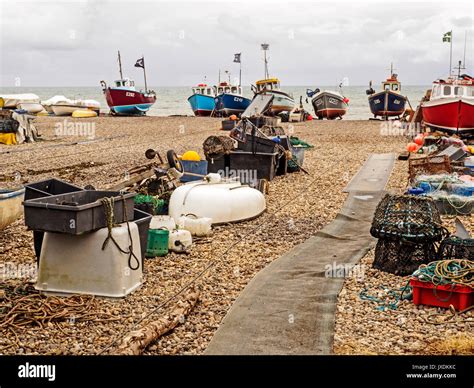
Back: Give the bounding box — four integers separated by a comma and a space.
442, 31, 452, 43
134, 57, 145, 68
233, 53, 241, 63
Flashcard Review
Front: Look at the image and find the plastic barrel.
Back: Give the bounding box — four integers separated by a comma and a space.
146, 229, 169, 258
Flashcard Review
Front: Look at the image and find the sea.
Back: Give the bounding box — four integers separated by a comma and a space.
0, 85, 431, 120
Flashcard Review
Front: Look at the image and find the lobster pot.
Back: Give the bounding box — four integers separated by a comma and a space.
437, 236, 474, 261
370, 194, 444, 243
373, 238, 437, 276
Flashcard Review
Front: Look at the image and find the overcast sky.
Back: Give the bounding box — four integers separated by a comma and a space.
0, 0, 472, 87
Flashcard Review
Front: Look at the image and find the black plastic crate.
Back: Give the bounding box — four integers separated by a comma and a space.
133, 208, 152, 265
237, 133, 278, 154
24, 190, 136, 234
25, 178, 83, 201
228, 151, 279, 182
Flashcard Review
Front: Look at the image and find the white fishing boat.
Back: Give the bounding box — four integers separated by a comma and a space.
251, 44, 295, 114
0, 187, 25, 230
169, 175, 266, 224
51, 99, 101, 116
0, 93, 40, 109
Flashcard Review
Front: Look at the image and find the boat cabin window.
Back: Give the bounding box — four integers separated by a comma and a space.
224, 87, 231, 93
383, 83, 390, 91
443, 85, 451, 96
454, 86, 464, 96
469, 88, 474, 97
231, 86, 239, 94
392, 84, 399, 91
206, 88, 212, 95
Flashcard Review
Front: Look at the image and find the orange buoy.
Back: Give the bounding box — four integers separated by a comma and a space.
414, 135, 424, 146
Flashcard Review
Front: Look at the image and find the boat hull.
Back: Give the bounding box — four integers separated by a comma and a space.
169, 180, 266, 224
0, 188, 25, 230
255, 90, 295, 114
17, 102, 45, 114
368, 90, 406, 118
188, 94, 216, 117
311, 91, 348, 119
214, 93, 252, 116
421, 97, 474, 135
104, 88, 156, 115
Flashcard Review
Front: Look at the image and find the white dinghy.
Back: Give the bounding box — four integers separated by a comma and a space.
169, 174, 266, 225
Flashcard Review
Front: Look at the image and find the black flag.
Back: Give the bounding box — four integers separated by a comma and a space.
233, 53, 241, 63
135, 57, 144, 68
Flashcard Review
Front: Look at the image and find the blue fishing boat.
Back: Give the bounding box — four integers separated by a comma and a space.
214, 83, 251, 117
188, 83, 216, 116
366, 64, 407, 119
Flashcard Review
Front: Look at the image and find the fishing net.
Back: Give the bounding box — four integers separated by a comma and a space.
408, 155, 451, 183
203, 136, 235, 159
370, 194, 446, 243
373, 238, 438, 276
437, 236, 474, 261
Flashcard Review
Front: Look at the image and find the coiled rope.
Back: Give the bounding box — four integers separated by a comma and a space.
412, 259, 473, 287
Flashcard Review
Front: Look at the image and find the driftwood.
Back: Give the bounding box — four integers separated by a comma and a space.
116, 287, 200, 355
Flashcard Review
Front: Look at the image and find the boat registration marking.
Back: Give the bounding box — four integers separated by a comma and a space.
126, 92, 135, 97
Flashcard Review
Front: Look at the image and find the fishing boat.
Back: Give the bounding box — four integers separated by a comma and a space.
0, 187, 25, 230
252, 44, 294, 115
213, 56, 252, 117
366, 64, 407, 119
214, 82, 251, 117
306, 88, 349, 119
187, 83, 216, 116
169, 175, 266, 224
422, 70, 474, 136
100, 51, 156, 115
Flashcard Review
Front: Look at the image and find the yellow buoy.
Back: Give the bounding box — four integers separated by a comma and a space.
72, 110, 98, 118
181, 150, 201, 161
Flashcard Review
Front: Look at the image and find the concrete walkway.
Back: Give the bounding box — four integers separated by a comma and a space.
205, 154, 395, 355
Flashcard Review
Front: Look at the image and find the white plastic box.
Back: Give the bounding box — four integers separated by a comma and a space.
36, 222, 142, 297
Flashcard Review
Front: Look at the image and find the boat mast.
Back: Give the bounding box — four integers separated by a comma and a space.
261, 43, 270, 79
118, 50, 123, 79
463, 30, 467, 69
449, 30, 453, 76
239, 55, 242, 87
142, 55, 148, 92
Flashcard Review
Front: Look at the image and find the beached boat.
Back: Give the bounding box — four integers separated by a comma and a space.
41, 95, 69, 113
188, 84, 216, 116
422, 73, 474, 136
214, 82, 251, 117
0, 94, 40, 109
101, 51, 156, 115
0, 187, 25, 230
169, 176, 266, 224
252, 44, 294, 115
306, 89, 348, 119
16, 102, 45, 114
366, 64, 407, 119
51, 100, 101, 116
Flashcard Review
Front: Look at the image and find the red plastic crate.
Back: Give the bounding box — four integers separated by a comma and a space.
410, 278, 473, 311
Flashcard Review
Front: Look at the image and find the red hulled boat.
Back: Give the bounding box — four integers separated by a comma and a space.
422, 73, 474, 136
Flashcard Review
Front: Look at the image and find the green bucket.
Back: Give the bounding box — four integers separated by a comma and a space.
146, 228, 169, 258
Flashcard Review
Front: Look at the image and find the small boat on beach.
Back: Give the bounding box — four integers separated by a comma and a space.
188, 83, 216, 116
0, 187, 25, 230
101, 51, 156, 115
17, 102, 45, 114
366, 64, 407, 119
306, 88, 349, 119
422, 70, 474, 136
251, 44, 295, 115
51, 99, 101, 116
213, 56, 252, 117
169, 175, 266, 224
0, 94, 40, 109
